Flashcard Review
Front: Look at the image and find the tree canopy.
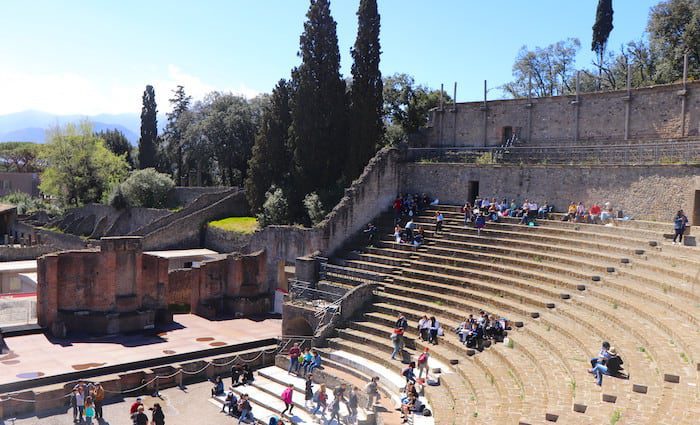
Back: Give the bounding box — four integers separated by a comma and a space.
592, 0, 614, 83
95, 129, 133, 166
39, 121, 129, 206
0, 142, 41, 172
138, 85, 159, 169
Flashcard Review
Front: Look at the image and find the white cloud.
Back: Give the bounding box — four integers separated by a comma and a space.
0, 65, 261, 116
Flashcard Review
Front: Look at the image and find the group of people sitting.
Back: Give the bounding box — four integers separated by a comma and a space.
589, 341, 626, 386
392, 193, 435, 222
286, 344, 323, 377
463, 197, 554, 227
454, 311, 509, 350
564, 201, 616, 224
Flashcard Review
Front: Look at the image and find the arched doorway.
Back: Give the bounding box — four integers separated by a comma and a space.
283, 316, 313, 337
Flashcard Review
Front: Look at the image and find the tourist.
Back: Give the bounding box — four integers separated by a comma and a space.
462, 202, 473, 226
474, 212, 486, 235
590, 341, 611, 368
393, 196, 403, 221
211, 375, 225, 397
537, 201, 549, 219
394, 224, 402, 243
311, 383, 328, 417
151, 402, 165, 425
129, 396, 143, 422
300, 348, 313, 376
84, 396, 95, 424
565, 202, 577, 221
390, 328, 405, 360
280, 383, 294, 417
328, 391, 342, 423
134, 405, 149, 425
488, 203, 499, 222
75, 387, 85, 422
576, 202, 586, 221
70, 388, 80, 423
508, 199, 518, 217
93, 382, 104, 420
231, 363, 244, 387
304, 374, 314, 408
307, 349, 322, 374
287, 343, 301, 375
435, 211, 444, 233
402, 362, 416, 384
365, 377, 381, 409
428, 316, 440, 345
364, 222, 378, 246
455, 317, 471, 343
589, 347, 623, 386
417, 347, 430, 379
589, 203, 601, 224
238, 394, 255, 424
222, 391, 239, 415
417, 315, 430, 341
413, 229, 425, 246
405, 218, 416, 240
396, 312, 408, 331
347, 386, 359, 424
673, 209, 688, 245
242, 364, 254, 383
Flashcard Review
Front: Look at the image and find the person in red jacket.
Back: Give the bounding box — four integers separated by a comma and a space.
288, 343, 301, 375
589, 203, 602, 224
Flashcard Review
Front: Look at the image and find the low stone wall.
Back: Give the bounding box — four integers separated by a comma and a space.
13, 222, 86, 251
401, 162, 700, 223
0, 245, 55, 261
204, 225, 253, 254
166, 186, 232, 208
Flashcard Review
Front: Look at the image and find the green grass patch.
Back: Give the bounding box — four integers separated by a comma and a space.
610, 409, 622, 425
208, 216, 258, 234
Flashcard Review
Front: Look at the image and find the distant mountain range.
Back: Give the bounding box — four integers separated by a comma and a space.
0, 110, 166, 144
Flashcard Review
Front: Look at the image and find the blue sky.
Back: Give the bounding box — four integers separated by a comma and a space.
0, 0, 658, 115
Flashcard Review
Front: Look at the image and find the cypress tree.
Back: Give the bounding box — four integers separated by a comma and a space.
289, 0, 347, 212
138, 85, 159, 169
348, 0, 383, 180
245, 79, 292, 213
592, 0, 614, 87
164, 85, 191, 184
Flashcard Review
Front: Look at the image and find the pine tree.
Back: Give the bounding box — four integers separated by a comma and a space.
348, 0, 383, 180
592, 0, 614, 87
245, 79, 292, 213
164, 85, 191, 184
138, 85, 159, 169
289, 0, 348, 216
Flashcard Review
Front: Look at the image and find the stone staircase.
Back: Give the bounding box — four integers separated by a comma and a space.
316, 205, 700, 424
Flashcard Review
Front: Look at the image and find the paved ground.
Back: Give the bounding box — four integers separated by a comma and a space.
6, 380, 239, 424
0, 315, 281, 386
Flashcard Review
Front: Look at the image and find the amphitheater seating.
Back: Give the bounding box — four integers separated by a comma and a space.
316, 205, 700, 424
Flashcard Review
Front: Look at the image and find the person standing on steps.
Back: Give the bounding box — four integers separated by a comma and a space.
304, 374, 314, 408
93, 382, 105, 420
390, 328, 405, 360
347, 386, 359, 424
311, 384, 328, 417
417, 347, 430, 379
396, 312, 408, 332
402, 362, 417, 385
475, 212, 486, 236
287, 343, 301, 375
428, 316, 440, 345
435, 211, 444, 233
280, 383, 294, 417
151, 402, 165, 425
365, 377, 381, 410
673, 209, 688, 245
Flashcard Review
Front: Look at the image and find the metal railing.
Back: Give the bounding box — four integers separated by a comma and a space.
407, 140, 700, 165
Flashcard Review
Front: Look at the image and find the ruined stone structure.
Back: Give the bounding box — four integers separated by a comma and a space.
36, 236, 269, 336
422, 81, 700, 147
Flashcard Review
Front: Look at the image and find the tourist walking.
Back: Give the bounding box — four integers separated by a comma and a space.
151, 402, 165, 425
402, 362, 417, 384
280, 383, 294, 417
347, 386, 359, 424
311, 384, 328, 417
94, 382, 105, 420
673, 209, 688, 244
390, 328, 405, 360
304, 374, 314, 408
435, 211, 444, 233
475, 212, 486, 235
134, 405, 149, 425
365, 377, 381, 409
417, 347, 430, 379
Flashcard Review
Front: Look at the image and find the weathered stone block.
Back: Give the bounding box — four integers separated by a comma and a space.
663, 374, 680, 383
602, 394, 617, 403
632, 384, 648, 394
545, 413, 559, 422
572, 403, 587, 413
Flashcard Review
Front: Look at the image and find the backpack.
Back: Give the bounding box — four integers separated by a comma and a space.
417, 353, 428, 364
402, 367, 412, 377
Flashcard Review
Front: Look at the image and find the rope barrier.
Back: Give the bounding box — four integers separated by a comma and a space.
1, 346, 280, 402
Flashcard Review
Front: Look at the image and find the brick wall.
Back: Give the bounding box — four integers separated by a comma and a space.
423, 81, 700, 147
401, 162, 700, 223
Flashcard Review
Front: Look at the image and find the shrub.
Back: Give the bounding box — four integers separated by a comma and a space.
257, 186, 291, 227
303, 192, 327, 225
118, 168, 174, 208
0, 191, 61, 215
108, 185, 129, 210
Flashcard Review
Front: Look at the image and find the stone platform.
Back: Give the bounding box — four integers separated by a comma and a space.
0, 314, 281, 390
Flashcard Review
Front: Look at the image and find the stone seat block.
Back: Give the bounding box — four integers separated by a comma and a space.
632, 384, 648, 394
572, 403, 587, 413
663, 373, 680, 383
545, 413, 559, 422
559, 293, 570, 299
602, 393, 617, 403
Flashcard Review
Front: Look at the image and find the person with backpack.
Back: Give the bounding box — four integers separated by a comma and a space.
311, 384, 328, 417
402, 362, 416, 384
280, 383, 294, 417
221, 391, 239, 416
673, 210, 689, 244
395, 313, 408, 332
365, 377, 381, 410
416, 347, 430, 379
238, 394, 255, 424
589, 347, 623, 386
390, 328, 405, 360
151, 403, 165, 425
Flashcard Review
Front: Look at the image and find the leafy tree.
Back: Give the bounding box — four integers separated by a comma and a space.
95, 129, 133, 166
245, 80, 292, 214
117, 168, 175, 208
382, 73, 450, 143
348, 0, 384, 180
163, 85, 192, 184
0, 142, 41, 172
592, 0, 614, 87
303, 192, 327, 225
502, 38, 581, 98
257, 185, 291, 227
138, 85, 159, 169
647, 0, 700, 82
289, 0, 348, 218
39, 121, 129, 206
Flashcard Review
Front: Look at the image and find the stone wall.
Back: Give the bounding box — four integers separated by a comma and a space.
166, 186, 233, 208
203, 225, 253, 253
401, 162, 700, 222
13, 222, 87, 251
423, 81, 700, 147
